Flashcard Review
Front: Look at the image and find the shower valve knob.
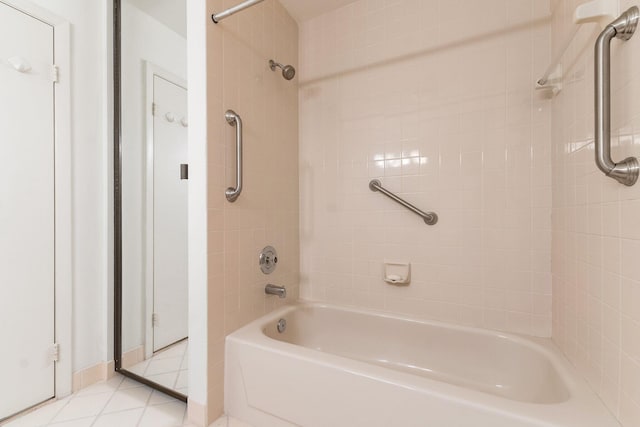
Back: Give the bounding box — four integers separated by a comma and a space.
259, 246, 278, 274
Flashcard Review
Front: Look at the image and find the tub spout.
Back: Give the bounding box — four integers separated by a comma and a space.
265, 284, 286, 298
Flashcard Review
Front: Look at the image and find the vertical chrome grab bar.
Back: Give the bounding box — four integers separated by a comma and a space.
369, 180, 438, 226
225, 110, 243, 202
595, 6, 640, 186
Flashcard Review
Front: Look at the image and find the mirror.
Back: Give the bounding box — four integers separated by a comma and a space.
115, 0, 188, 400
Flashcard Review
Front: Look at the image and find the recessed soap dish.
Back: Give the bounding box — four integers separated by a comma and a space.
384, 261, 410, 285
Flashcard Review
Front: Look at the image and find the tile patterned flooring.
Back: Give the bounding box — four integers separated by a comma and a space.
2, 374, 247, 427
127, 340, 188, 395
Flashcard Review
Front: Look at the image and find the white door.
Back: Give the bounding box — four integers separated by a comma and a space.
0, 1, 55, 420
152, 75, 188, 351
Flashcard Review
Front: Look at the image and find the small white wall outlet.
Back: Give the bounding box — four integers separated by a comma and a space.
384, 261, 410, 285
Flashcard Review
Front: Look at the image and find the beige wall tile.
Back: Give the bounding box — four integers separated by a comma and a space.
298, 0, 553, 337
206, 0, 299, 421
551, 0, 640, 424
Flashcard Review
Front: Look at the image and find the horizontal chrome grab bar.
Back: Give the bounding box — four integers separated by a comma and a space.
225, 110, 243, 202
594, 6, 640, 186
369, 180, 438, 226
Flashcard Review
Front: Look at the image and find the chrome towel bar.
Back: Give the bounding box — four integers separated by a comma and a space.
225, 110, 243, 202
594, 6, 640, 186
369, 180, 438, 226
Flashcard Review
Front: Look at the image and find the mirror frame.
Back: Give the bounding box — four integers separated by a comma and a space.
112, 0, 188, 402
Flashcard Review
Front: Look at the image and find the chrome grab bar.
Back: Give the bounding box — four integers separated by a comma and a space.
212, 0, 265, 23
369, 180, 438, 226
225, 110, 243, 202
594, 6, 640, 186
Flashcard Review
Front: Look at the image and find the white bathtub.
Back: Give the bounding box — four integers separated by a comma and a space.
225, 303, 619, 427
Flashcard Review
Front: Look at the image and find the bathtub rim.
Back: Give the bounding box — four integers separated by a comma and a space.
226, 301, 619, 426
261, 302, 563, 364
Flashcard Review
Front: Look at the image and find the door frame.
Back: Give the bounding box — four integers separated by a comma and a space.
0, 0, 73, 399
144, 62, 188, 359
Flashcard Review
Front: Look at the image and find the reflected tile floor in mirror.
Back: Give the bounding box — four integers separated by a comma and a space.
127, 339, 188, 395
3, 373, 249, 427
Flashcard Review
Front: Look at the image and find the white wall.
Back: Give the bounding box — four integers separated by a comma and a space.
25, 0, 111, 373
186, 0, 207, 418
120, 0, 186, 353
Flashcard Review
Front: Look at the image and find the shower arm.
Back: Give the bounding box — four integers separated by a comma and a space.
594, 6, 640, 186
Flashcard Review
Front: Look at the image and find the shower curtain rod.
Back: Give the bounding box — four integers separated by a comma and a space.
212, 0, 265, 23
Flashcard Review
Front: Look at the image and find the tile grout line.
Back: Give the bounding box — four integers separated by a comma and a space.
174, 342, 189, 391
79, 375, 124, 427
135, 340, 188, 391
6, 395, 71, 427
42, 395, 73, 426
9, 374, 191, 427
135, 380, 159, 427
46, 389, 105, 425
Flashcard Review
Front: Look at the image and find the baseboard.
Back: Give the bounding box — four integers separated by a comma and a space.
121, 345, 145, 369
187, 400, 207, 427
72, 360, 115, 392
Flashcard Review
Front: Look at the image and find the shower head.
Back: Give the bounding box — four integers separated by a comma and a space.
269, 59, 296, 80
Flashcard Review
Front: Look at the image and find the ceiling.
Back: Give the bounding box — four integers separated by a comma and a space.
279, 0, 357, 23
127, 0, 186, 37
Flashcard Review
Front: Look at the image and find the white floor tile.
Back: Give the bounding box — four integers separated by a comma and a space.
144, 372, 178, 389
126, 360, 150, 376
153, 342, 187, 360
48, 417, 95, 426
118, 377, 145, 390
227, 418, 253, 427
175, 370, 188, 389
74, 376, 122, 397
101, 386, 152, 414
91, 408, 144, 427
7, 375, 193, 427
50, 393, 111, 423
3, 398, 69, 427
148, 390, 176, 406
137, 401, 186, 427
145, 357, 184, 376
209, 415, 228, 427
209, 416, 252, 427
126, 340, 188, 395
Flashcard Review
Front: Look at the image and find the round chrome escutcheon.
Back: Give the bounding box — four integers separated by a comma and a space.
277, 318, 287, 333
259, 245, 278, 274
